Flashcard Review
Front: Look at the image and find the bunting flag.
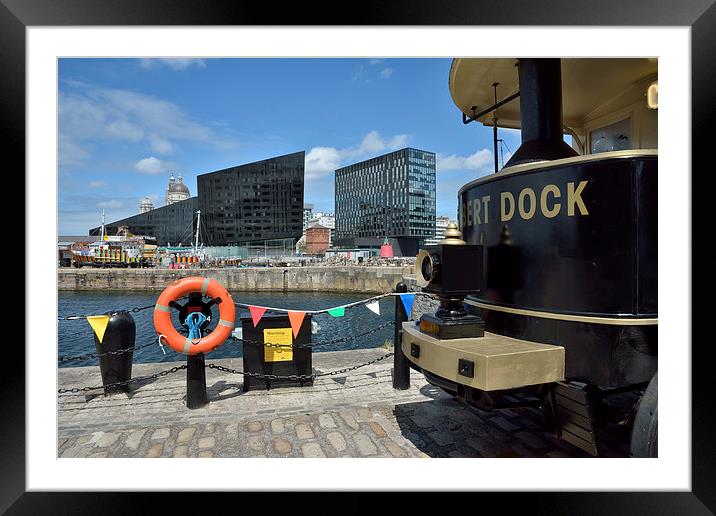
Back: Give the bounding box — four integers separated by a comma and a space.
399, 293, 415, 319
366, 300, 380, 316
87, 315, 111, 344
327, 307, 345, 318
249, 305, 267, 327
288, 311, 306, 337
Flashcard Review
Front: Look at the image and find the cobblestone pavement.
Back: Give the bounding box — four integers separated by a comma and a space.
58, 349, 629, 458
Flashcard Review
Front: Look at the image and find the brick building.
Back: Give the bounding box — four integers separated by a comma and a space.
305, 224, 330, 255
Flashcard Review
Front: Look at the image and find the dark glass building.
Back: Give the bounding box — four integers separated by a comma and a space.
197, 151, 304, 245
90, 152, 305, 247
334, 148, 436, 256
89, 197, 198, 246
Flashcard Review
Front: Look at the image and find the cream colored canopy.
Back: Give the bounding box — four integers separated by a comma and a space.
449, 58, 658, 131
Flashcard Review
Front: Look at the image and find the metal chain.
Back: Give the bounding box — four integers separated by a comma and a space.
58, 351, 394, 393
58, 341, 156, 363
206, 351, 394, 381
58, 304, 155, 321
233, 320, 395, 349
57, 364, 187, 393
58, 291, 436, 321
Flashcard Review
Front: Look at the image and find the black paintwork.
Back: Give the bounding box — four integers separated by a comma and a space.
240, 314, 313, 391
459, 154, 657, 388
504, 59, 578, 168
93, 312, 135, 394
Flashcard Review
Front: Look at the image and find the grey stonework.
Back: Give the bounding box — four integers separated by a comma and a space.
58, 349, 627, 458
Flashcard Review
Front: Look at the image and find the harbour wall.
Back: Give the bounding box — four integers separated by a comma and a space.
58, 266, 415, 293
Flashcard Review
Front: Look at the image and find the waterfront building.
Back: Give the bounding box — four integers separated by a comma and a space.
308, 212, 335, 247
165, 174, 191, 206
90, 152, 305, 251
90, 197, 199, 245
197, 151, 304, 247
334, 148, 436, 256
139, 196, 154, 213
303, 203, 314, 234
305, 223, 331, 255
424, 215, 456, 246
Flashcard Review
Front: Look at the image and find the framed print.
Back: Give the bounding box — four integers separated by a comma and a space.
8, 0, 715, 512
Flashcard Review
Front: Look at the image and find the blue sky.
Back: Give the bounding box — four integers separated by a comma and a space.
58, 58, 522, 235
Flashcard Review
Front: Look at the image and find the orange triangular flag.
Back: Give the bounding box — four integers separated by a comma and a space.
249, 306, 267, 327
287, 311, 306, 338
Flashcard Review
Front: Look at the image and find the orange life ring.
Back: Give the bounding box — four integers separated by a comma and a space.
153, 276, 235, 355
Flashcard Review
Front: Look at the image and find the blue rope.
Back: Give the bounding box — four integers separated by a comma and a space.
185, 312, 207, 339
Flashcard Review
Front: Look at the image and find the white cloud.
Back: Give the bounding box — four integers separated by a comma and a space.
89, 180, 107, 188
379, 68, 394, 79
139, 58, 206, 70
149, 135, 174, 155
305, 147, 342, 179
97, 199, 123, 209
304, 130, 410, 180
59, 135, 90, 167
134, 156, 172, 175
59, 83, 234, 167
437, 149, 493, 172
368, 59, 384, 65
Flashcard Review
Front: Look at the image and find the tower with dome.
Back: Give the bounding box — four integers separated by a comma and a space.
165, 174, 191, 206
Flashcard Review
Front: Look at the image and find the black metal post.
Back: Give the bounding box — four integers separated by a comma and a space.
503, 58, 578, 168
186, 352, 208, 409
393, 282, 410, 389
93, 311, 135, 394
492, 82, 499, 173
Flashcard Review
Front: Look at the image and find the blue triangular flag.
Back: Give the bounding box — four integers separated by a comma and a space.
399, 293, 415, 319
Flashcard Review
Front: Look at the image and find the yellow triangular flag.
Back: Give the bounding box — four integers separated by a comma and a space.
87, 315, 110, 344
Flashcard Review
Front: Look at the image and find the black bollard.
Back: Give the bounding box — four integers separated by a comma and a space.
93, 311, 135, 394
393, 282, 410, 389
186, 353, 208, 409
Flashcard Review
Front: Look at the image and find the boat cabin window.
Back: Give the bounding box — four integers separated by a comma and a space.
589, 117, 632, 154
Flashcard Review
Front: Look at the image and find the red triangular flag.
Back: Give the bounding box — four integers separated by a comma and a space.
287, 311, 306, 338
249, 306, 267, 327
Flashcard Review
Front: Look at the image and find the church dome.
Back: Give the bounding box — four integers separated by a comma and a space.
165, 174, 191, 205
168, 175, 190, 194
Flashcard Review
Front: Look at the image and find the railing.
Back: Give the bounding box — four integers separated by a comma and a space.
57, 286, 438, 406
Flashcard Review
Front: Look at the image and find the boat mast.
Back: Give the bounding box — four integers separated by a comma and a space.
194, 210, 201, 252
100, 210, 106, 241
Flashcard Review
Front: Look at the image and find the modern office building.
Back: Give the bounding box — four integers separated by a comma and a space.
90, 151, 305, 250
303, 203, 314, 234
424, 215, 455, 246
197, 151, 304, 246
334, 148, 436, 256
90, 196, 199, 245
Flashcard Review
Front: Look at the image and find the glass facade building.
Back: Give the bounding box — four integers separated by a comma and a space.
90, 152, 305, 248
197, 151, 304, 245
90, 197, 199, 246
334, 148, 436, 255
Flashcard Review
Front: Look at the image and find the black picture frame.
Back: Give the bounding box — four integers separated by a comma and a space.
8, 0, 714, 513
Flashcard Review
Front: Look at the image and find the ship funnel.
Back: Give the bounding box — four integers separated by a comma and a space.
503, 58, 578, 168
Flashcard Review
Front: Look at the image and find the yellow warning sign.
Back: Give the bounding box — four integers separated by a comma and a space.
264, 327, 293, 362
87, 315, 111, 344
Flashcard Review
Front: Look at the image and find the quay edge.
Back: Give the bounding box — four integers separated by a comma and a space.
58, 265, 415, 293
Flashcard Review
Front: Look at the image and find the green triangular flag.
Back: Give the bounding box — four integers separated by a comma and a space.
327, 307, 345, 318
